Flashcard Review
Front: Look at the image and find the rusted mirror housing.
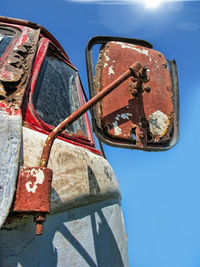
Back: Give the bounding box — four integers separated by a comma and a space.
86, 36, 179, 151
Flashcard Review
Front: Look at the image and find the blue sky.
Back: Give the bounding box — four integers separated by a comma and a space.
2, 1, 200, 266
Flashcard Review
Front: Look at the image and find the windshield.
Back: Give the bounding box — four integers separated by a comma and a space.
0, 27, 15, 59
32, 52, 88, 136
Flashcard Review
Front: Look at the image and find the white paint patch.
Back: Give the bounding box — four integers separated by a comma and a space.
112, 121, 122, 135
108, 66, 115, 75
25, 168, 45, 193
149, 110, 170, 137
0, 36, 3, 43
120, 113, 132, 120
105, 55, 110, 61
114, 42, 149, 56
104, 63, 108, 68
115, 113, 132, 121
154, 60, 160, 69
149, 57, 152, 62
112, 113, 132, 136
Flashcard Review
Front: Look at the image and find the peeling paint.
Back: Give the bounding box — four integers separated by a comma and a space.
104, 51, 110, 62
114, 42, 149, 56
120, 113, 132, 120
95, 40, 175, 147
0, 27, 40, 106
112, 113, 132, 136
115, 113, 132, 121
112, 121, 122, 135
25, 168, 45, 193
154, 60, 160, 70
108, 66, 115, 75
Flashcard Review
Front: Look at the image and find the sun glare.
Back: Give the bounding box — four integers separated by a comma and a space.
143, 0, 162, 9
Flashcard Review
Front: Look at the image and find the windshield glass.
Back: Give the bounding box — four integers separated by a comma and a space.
32, 52, 88, 136
0, 27, 15, 59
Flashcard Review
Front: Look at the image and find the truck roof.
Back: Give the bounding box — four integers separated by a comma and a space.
0, 16, 69, 60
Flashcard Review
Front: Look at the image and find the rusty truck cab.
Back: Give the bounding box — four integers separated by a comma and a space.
0, 16, 178, 267
0, 17, 99, 153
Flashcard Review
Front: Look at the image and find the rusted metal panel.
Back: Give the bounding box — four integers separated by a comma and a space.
13, 166, 53, 213
95, 41, 176, 149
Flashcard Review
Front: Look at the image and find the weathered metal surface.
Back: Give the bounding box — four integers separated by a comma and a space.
0, 26, 40, 228
13, 166, 53, 213
129, 66, 151, 97
0, 26, 40, 108
13, 166, 53, 235
0, 102, 22, 228
0, 200, 129, 267
19, 127, 121, 213
0, 127, 127, 266
95, 41, 176, 149
40, 62, 142, 168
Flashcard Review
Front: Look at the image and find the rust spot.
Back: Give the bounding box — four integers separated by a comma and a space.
162, 63, 168, 69
11, 165, 53, 235
12, 166, 53, 213
0, 27, 40, 107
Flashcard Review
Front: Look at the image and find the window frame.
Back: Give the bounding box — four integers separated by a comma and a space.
27, 37, 95, 148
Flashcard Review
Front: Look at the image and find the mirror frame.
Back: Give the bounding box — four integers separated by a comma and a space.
85, 36, 179, 151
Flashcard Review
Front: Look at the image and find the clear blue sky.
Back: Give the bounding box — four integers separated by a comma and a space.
2, 1, 200, 266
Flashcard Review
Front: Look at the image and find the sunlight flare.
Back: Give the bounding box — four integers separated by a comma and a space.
142, 0, 162, 9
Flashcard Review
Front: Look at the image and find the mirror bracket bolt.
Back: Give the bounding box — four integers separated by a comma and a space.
129, 66, 151, 97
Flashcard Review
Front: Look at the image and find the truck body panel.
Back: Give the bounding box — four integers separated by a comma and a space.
0, 17, 129, 266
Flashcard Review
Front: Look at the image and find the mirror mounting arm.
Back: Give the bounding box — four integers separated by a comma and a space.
39, 62, 142, 167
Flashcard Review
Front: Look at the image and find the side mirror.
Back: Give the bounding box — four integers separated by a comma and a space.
86, 36, 179, 151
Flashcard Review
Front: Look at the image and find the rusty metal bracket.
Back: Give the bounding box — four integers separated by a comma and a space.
12, 166, 53, 235
129, 66, 151, 97
40, 62, 142, 168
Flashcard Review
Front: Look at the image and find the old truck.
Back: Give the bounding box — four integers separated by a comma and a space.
0, 16, 179, 266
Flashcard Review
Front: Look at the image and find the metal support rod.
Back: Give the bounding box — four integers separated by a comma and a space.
40, 62, 142, 167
